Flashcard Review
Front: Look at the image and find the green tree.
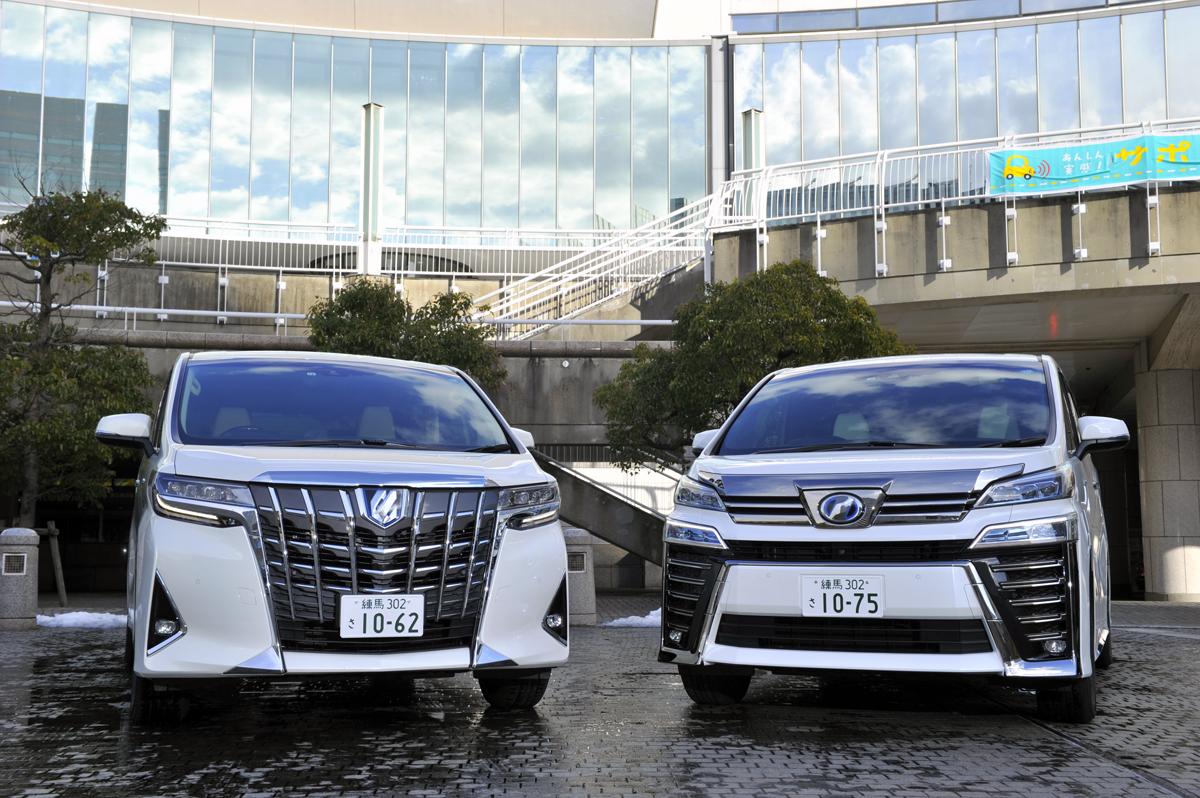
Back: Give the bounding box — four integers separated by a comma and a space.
0, 190, 165, 525
595, 261, 912, 469
308, 277, 506, 393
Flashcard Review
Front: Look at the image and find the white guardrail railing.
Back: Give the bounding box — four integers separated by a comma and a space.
713, 117, 1200, 232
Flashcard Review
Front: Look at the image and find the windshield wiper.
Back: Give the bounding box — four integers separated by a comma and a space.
751, 441, 945, 454
464, 444, 514, 453
255, 438, 422, 449
977, 436, 1047, 448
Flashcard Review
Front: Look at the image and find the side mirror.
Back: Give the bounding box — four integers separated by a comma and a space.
691, 429, 719, 456
511, 427, 535, 450
1076, 415, 1129, 458
96, 413, 154, 456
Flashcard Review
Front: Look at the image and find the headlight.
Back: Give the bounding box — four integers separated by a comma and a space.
664, 520, 726, 549
674, 476, 725, 511
970, 516, 1076, 549
499, 482, 560, 530
977, 465, 1074, 508
152, 473, 253, 527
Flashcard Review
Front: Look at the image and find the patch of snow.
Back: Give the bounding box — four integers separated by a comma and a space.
37, 612, 127, 629
604, 608, 662, 628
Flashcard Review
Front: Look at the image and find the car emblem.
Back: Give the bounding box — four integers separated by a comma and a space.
366, 488, 405, 528
818, 493, 865, 525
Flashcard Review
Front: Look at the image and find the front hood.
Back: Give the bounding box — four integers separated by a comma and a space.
169, 445, 549, 488
693, 447, 1060, 497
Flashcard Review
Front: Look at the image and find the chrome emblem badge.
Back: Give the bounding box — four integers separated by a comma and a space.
366, 489, 405, 528
818, 493, 865, 525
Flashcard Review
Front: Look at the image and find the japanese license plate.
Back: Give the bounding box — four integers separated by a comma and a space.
801, 575, 884, 617
339, 594, 425, 638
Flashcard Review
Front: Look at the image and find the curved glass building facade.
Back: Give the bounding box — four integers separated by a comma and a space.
0, 0, 709, 230
731, 3, 1200, 168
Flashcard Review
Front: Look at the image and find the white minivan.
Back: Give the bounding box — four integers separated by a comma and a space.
661, 354, 1128, 723
97, 351, 568, 720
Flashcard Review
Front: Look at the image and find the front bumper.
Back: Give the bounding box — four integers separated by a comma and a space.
659, 512, 1085, 680
134, 513, 569, 679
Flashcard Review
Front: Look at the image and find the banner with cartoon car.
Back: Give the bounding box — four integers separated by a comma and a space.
988, 133, 1200, 196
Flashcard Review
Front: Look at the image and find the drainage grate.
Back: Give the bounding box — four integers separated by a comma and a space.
2, 553, 27, 576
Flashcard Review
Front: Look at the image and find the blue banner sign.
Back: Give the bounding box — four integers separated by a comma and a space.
988, 133, 1200, 195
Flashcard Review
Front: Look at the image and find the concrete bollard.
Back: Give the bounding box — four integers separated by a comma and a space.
0, 528, 40, 630
562, 524, 597, 626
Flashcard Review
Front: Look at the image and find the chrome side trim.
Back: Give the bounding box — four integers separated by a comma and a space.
694, 563, 730, 666
145, 571, 188, 657
226, 645, 285, 675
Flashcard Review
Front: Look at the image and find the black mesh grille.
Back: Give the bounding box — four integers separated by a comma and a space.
252, 484, 499, 653
715, 614, 992, 655
662, 544, 723, 650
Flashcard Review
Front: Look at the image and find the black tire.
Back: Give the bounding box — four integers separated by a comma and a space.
678, 665, 752, 706
478, 670, 551, 711
1037, 676, 1097, 724
130, 672, 161, 725
124, 626, 134, 671
1096, 633, 1114, 670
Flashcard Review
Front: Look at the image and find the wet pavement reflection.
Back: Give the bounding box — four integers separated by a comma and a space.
2, 625, 1198, 796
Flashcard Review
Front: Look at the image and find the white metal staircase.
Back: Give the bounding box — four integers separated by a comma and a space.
472, 196, 712, 339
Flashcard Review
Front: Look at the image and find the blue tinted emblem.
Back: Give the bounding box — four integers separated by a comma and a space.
818, 493, 865, 525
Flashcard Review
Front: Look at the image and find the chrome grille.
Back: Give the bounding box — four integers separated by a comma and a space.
662, 543, 722, 650
976, 544, 1072, 659
724, 492, 974, 525
251, 484, 500, 652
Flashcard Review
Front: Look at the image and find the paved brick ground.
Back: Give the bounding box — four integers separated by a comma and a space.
2, 598, 1199, 797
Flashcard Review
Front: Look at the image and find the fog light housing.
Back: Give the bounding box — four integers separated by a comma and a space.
667, 629, 684, 646
153, 619, 178, 637
1043, 638, 1068, 656
544, 613, 564, 630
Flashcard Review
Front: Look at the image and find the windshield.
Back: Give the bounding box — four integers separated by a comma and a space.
716, 360, 1053, 455
173, 359, 513, 451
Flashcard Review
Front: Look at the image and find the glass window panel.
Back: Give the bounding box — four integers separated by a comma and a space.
669, 46, 706, 210
557, 46, 593, 228
407, 42, 444, 226
763, 43, 800, 165
879, 36, 917, 149
1166, 7, 1200, 118
370, 40, 407, 228
520, 46, 556, 229
732, 43, 762, 170
779, 10, 856, 32
957, 30, 996, 140
802, 40, 839, 159
1022, 0, 1103, 12
1037, 22, 1079, 132
938, 0, 1018, 23
594, 46, 630, 229
126, 18, 171, 214
1079, 17, 1121, 127
859, 4, 936, 28
917, 33, 955, 145
168, 24, 213, 218
41, 8, 87, 193
291, 35, 331, 223
631, 46, 668, 225
0, 1, 44, 200
482, 44, 519, 228
446, 43, 483, 228
250, 32, 291, 221
210, 27, 251, 220
329, 37, 368, 226
997, 26, 1037, 135
1122, 12, 1165, 122
731, 14, 778, 34
84, 14, 129, 197
840, 38, 878, 155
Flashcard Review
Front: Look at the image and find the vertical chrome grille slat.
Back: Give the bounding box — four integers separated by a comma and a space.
267, 486, 296, 621
301, 488, 324, 623
436, 492, 457, 622
406, 491, 424, 595
339, 490, 358, 595
462, 493, 486, 619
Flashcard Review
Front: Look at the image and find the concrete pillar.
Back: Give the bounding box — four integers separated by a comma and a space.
0, 528, 40, 630
1136, 369, 1200, 600
562, 525, 597, 626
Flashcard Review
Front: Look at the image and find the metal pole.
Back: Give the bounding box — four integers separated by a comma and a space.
361, 102, 385, 276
